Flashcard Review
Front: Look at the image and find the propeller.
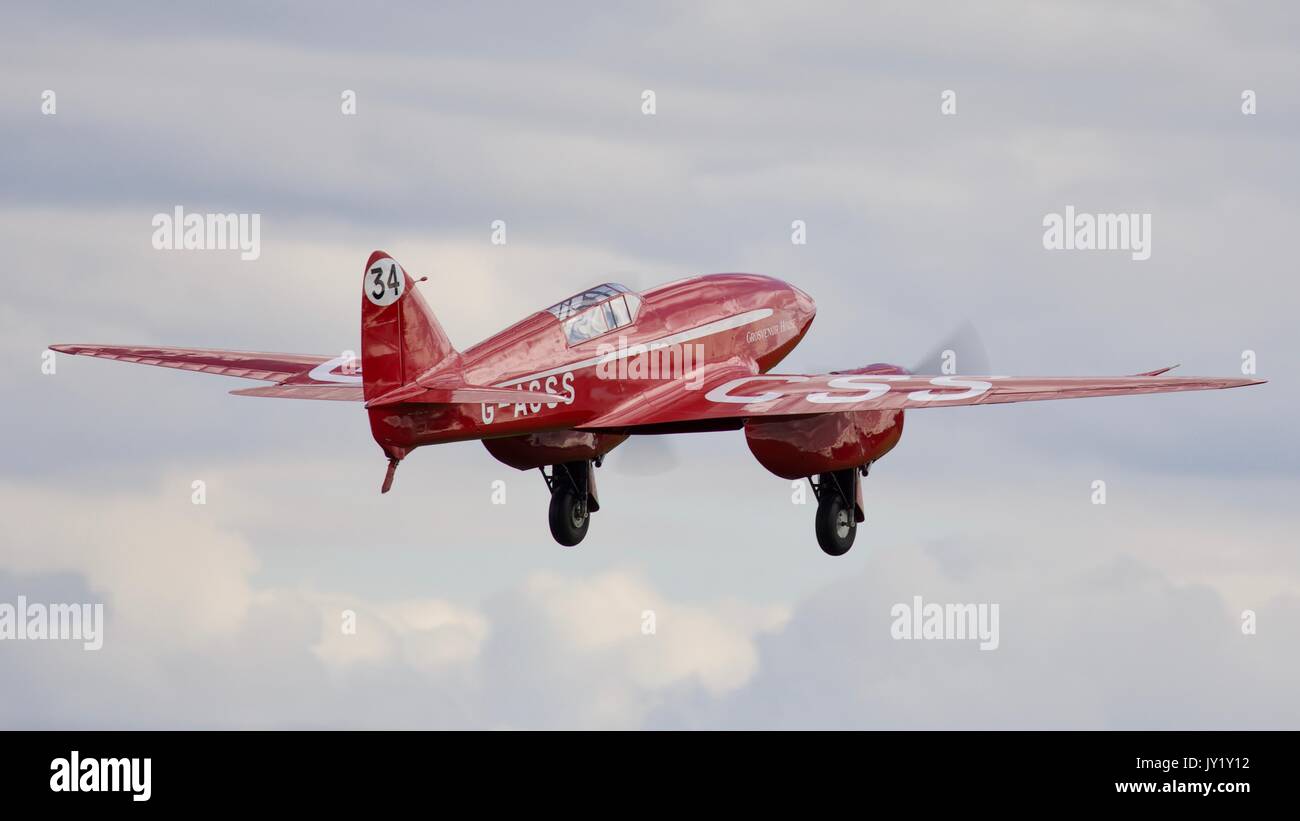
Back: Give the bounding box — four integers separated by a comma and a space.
909, 320, 990, 375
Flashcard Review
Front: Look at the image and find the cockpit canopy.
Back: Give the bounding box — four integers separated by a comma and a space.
545, 283, 643, 345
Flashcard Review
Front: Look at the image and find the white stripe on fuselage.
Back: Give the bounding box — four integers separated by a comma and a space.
490, 308, 774, 388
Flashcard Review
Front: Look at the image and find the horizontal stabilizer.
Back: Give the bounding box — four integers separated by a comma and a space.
231, 385, 363, 401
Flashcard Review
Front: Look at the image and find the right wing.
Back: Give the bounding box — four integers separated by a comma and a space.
577, 365, 1265, 432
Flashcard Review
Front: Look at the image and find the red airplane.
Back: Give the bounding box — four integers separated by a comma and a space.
52, 251, 1265, 555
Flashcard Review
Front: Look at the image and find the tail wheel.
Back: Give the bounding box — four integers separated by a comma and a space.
548, 485, 589, 547
815, 491, 856, 556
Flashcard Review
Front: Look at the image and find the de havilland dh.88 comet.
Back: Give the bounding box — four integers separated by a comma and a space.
52, 251, 1264, 555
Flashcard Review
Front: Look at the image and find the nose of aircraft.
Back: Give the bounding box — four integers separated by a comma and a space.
789, 282, 817, 331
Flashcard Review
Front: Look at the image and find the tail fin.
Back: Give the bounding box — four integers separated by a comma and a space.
360, 250, 457, 402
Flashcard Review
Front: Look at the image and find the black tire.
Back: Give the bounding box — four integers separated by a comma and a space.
548, 486, 589, 547
815, 493, 856, 556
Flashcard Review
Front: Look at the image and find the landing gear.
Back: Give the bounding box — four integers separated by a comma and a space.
541, 460, 600, 547
815, 493, 854, 555
810, 467, 865, 556
378, 447, 408, 494
548, 485, 589, 546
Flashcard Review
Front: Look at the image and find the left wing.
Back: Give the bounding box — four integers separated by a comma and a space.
48, 343, 568, 405
49, 344, 366, 400
578, 367, 1265, 432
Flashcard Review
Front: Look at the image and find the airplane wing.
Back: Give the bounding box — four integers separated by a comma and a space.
49, 343, 367, 400
577, 365, 1265, 431
48, 343, 565, 404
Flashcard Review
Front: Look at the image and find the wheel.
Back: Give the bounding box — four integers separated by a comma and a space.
815, 492, 856, 556
548, 485, 590, 547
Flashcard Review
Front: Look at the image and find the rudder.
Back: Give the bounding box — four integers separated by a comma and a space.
360, 250, 457, 402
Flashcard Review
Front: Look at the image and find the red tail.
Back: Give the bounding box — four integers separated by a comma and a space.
360, 250, 456, 402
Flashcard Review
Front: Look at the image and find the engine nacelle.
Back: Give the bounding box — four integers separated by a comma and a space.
744, 409, 904, 480
743, 361, 908, 480
483, 430, 627, 471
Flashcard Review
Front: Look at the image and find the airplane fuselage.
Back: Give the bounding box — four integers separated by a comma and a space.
365, 273, 820, 463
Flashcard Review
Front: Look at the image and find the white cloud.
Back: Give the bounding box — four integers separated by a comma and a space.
0, 481, 258, 640
311, 593, 489, 675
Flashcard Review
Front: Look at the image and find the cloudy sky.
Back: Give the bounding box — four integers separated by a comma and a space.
1, 1, 1297, 728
